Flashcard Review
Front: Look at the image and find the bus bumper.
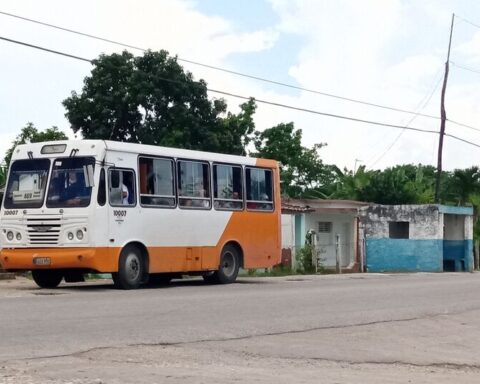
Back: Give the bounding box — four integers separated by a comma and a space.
0, 247, 119, 272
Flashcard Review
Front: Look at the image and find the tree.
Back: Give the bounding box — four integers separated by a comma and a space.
330, 165, 372, 201
252, 122, 334, 197
444, 167, 480, 205
4, 123, 68, 168
330, 164, 437, 204
63, 50, 255, 155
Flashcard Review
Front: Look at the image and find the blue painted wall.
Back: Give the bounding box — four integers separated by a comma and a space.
295, 214, 305, 250
444, 240, 473, 272
366, 239, 443, 272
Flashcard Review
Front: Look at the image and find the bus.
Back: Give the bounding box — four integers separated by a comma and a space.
0, 140, 281, 289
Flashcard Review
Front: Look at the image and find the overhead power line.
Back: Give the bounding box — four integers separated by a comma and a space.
0, 36, 91, 63
367, 70, 443, 168
0, 9, 443, 120
451, 61, 480, 76
2, 34, 480, 150
3, 9, 479, 133
454, 14, 480, 30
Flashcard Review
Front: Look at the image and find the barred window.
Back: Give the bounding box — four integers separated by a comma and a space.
318, 222, 332, 233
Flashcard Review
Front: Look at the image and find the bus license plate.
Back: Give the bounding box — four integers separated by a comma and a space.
33, 257, 51, 266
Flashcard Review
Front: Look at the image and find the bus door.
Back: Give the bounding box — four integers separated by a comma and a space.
95, 167, 110, 250
107, 168, 137, 246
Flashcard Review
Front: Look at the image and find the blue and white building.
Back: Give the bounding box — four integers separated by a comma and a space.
359, 204, 474, 272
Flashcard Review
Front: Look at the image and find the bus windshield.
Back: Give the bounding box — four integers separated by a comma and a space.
46, 157, 95, 208
4, 159, 50, 209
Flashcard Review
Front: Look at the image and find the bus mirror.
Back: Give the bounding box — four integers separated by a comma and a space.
83, 165, 95, 188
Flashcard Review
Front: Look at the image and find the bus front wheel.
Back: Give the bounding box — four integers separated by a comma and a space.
113, 245, 145, 290
203, 244, 240, 284
32, 270, 63, 288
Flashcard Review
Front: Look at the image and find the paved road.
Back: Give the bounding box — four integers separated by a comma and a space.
1, 273, 480, 383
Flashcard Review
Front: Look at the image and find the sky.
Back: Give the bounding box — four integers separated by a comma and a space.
1, 0, 480, 171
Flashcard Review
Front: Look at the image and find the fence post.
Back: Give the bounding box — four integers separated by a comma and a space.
335, 233, 342, 274
311, 233, 318, 273
475, 240, 479, 270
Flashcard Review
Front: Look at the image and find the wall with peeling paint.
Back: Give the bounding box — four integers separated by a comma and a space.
359, 204, 474, 273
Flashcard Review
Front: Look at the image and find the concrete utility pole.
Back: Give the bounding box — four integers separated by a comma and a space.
354, 159, 362, 174
435, 13, 455, 203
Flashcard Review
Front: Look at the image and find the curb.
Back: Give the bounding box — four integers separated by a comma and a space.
0, 272, 16, 280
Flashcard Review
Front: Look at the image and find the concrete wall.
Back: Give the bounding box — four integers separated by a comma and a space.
360, 204, 474, 273
443, 214, 473, 272
304, 213, 355, 268
361, 205, 443, 272
361, 205, 442, 240
444, 214, 464, 240
365, 239, 443, 272
281, 214, 294, 249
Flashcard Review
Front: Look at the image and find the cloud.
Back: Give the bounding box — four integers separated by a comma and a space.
456, 31, 480, 64
1, 0, 480, 172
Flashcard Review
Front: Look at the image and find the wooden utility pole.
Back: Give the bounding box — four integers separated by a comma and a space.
435, 13, 455, 203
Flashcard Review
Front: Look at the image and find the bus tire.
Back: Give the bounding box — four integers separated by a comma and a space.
204, 244, 240, 284
32, 270, 63, 288
113, 245, 145, 290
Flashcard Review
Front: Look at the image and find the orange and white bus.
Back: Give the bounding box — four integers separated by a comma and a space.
0, 140, 281, 289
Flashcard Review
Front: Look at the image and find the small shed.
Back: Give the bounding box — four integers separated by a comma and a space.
282, 199, 368, 271
359, 204, 474, 272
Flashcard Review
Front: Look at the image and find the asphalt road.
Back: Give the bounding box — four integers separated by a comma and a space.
2, 273, 480, 383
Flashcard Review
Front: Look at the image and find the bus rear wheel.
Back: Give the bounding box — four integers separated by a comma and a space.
113, 245, 145, 290
32, 270, 63, 288
203, 244, 240, 284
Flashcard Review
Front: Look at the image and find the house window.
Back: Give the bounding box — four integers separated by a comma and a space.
389, 221, 409, 239
318, 222, 332, 233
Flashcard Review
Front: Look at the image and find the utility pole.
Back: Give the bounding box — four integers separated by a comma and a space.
435, 13, 455, 203
354, 159, 362, 174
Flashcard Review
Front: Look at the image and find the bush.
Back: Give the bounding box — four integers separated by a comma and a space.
296, 245, 317, 274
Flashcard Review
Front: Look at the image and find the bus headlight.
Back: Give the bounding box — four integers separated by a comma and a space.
67, 232, 74, 241
76, 230, 84, 240
16, 232, 22, 241
6, 231, 14, 241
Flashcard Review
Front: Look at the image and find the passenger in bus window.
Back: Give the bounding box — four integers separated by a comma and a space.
122, 183, 129, 205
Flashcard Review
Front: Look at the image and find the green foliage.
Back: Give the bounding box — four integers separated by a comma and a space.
296, 245, 316, 274
330, 164, 437, 204
443, 167, 480, 205
4, 123, 68, 168
243, 265, 296, 277
63, 50, 255, 155
252, 122, 334, 197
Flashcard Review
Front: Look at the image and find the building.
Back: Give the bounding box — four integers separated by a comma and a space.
359, 204, 474, 272
282, 199, 368, 271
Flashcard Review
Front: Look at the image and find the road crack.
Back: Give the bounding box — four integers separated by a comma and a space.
3, 306, 480, 365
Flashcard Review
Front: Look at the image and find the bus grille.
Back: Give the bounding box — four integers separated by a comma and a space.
26, 217, 61, 245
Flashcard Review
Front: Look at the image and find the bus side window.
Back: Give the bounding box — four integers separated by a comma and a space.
177, 160, 211, 209
246, 167, 274, 211
109, 169, 136, 207
213, 164, 243, 210
97, 168, 106, 206
139, 156, 175, 207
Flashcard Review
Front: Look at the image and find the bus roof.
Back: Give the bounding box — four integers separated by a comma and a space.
11, 140, 279, 168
